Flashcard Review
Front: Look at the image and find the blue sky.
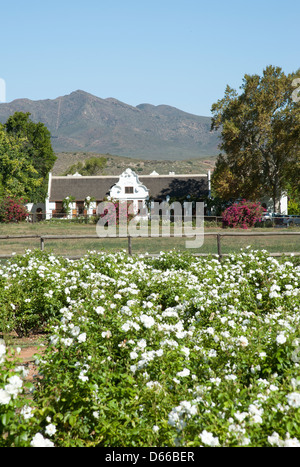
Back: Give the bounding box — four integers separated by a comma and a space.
0, 0, 299, 116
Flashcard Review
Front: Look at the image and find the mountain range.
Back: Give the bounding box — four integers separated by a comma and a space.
0, 90, 221, 160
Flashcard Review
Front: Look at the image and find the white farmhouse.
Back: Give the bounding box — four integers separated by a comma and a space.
43, 168, 209, 219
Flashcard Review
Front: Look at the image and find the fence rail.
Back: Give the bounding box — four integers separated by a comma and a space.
0, 231, 299, 260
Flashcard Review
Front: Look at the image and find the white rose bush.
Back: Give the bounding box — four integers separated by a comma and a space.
0, 247, 300, 446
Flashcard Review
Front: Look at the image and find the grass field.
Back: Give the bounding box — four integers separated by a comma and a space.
0, 221, 299, 257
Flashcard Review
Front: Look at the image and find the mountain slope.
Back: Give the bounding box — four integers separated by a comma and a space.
0, 90, 220, 160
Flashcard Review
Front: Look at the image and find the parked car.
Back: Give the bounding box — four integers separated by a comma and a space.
282, 215, 300, 226
261, 212, 272, 221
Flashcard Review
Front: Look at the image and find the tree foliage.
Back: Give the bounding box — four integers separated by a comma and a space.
211, 66, 300, 211
4, 112, 56, 202
0, 124, 43, 200
64, 156, 107, 176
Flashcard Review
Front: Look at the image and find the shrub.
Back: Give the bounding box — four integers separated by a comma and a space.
0, 249, 300, 447
222, 200, 264, 229
288, 198, 300, 215
0, 197, 28, 223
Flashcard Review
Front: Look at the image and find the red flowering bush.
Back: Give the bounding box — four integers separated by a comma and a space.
222, 200, 264, 229
0, 197, 28, 223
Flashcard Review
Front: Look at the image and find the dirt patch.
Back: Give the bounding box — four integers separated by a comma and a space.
3, 333, 46, 382
19, 346, 42, 381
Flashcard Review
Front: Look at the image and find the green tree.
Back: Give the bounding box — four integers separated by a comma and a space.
0, 124, 43, 200
4, 112, 56, 202
63, 156, 107, 176
211, 66, 300, 211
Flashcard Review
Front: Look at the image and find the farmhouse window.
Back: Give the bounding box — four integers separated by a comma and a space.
55, 202, 63, 213
54, 201, 65, 219
125, 186, 134, 194
77, 201, 85, 215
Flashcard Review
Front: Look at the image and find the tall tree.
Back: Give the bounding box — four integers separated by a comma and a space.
4, 112, 56, 202
210, 66, 300, 211
0, 124, 43, 200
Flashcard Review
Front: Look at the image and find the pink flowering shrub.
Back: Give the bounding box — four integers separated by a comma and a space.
222, 199, 264, 229
0, 197, 28, 223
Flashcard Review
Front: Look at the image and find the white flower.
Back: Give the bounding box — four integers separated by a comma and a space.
136, 339, 147, 349
268, 432, 300, 447
78, 371, 89, 382
61, 337, 73, 347
20, 405, 34, 419
0, 389, 11, 405
238, 336, 249, 347
180, 401, 197, 416
181, 346, 190, 357
5, 375, 23, 398
121, 322, 130, 332
276, 333, 286, 345
283, 435, 300, 447
30, 433, 54, 447
0, 344, 6, 360
168, 411, 180, 427
77, 333, 87, 343
130, 351, 138, 359
140, 314, 155, 328
241, 437, 251, 446
234, 411, 248, 422
101, 330, 112, 338
259, 352, 267, 358
50, 334, 59, 346
45, 424, 57, 436
251, 414, 263, 424
210, 377, 221, 386
153, 425, 159, 433
70, 326, 80, 337
268, 432, 281, 446
95, 306, 105, 315
176, 368, 190, 377
256, 293, 262, 300
286, 392, 300, 408
199, 430, 219, 447
146, 381, 162, 390
225, 374, 237, 381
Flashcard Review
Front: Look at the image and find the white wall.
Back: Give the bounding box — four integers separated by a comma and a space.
261, 194, 288, 214
109, 168, 149, 215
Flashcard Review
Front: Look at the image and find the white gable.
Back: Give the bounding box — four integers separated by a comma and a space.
110, 168, 149, 200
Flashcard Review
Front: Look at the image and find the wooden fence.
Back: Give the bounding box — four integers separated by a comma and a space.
0, 231, 299, 260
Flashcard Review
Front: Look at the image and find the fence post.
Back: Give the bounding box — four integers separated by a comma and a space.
217, 234, 222, 261
128, 235, 132, 256
40, 237, 44, 251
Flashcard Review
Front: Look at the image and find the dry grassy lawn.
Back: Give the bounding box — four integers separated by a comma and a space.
0, 220, 299, 257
